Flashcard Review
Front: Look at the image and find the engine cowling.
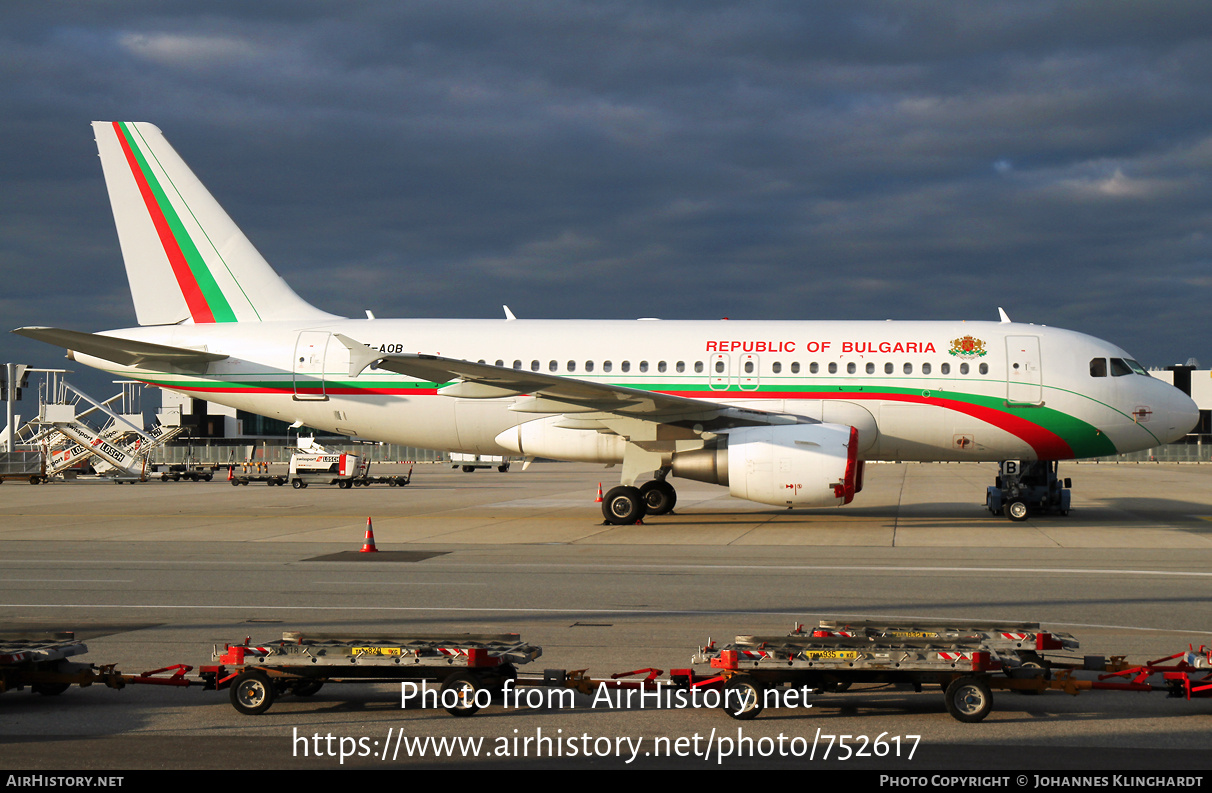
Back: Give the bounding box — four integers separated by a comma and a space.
672, 423, 860, 508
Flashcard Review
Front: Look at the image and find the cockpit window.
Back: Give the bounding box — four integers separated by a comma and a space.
1090, 358, 1107, 377
1125, 359, 1150, 376
1110, 358, 1133, 377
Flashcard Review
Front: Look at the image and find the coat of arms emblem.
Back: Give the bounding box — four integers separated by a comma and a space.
948, 335, 987, 359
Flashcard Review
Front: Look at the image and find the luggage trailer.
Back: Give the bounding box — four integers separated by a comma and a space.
681, 619, 1212, 722
200, 632, 541, 716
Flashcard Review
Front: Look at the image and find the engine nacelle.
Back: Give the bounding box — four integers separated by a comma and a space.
672, 423, 860, 508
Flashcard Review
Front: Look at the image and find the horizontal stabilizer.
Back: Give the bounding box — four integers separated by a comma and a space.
12, 327, 228, 368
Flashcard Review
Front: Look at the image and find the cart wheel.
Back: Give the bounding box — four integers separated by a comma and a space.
29, 475, 41, 485
822, 679, 852, 693
291, 479, 303, 489
230, 670, 276, 715
32, 682, 71, 696
231, 478, 240, 487
722, 675, 764, 720
440, 671, 485, 717
292, 680, 324, 697
203, 473, 213, 481
944, 676, 993, 723
1004, 500, 1029, 521
486, 663, 517, 692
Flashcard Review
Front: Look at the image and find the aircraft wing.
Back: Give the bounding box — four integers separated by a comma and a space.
13, 327, 228, 369
334, 333, 794, 425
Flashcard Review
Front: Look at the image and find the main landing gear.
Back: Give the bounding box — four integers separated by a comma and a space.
601, 472, 678, 525
986, 460, 1071, 522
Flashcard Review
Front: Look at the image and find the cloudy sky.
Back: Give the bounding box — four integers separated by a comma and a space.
2, 1, 1210, 393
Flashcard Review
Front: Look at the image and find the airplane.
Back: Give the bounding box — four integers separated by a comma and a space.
13, 121, 1201, 523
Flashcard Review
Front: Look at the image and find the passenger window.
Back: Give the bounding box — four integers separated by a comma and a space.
791, 362, 801, 374
772, 362, 781, 373
549, 360, 558, 372
715, 361, 725, 373
695, 361, 704, 373
1110, 358, 1132, 377
1090, 358, 1107, 377
513, 360, 522, 370
495, 359, 504, 367
828, 362, 837, 374
904, 363, 913, 375
603, 361, 613, 373
744, 361, 754, 373
922, 362, 931, 375
808, 362, 817, 374
941, 362, 950, 375
658, 361, 667, 373
847, 362, 856, 374
885, 362, 894, 374
621, 361, 630, 373
676, 361, 685, 373
960, 363, 969, 375
585, 361, 594, 372
567, 360, 576, 372
639, 361, 648, 373
866, 362, 875, 374
979, 363, 988, 375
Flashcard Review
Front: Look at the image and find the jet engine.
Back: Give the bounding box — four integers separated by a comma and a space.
672, 423, 861, 508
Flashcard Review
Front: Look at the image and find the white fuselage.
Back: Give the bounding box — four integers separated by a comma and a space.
75, 317, 1197, 464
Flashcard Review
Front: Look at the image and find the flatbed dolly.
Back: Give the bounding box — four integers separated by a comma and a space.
200, 631, 541, 716
686, 618, 1211, 722
0, 631, 193, 695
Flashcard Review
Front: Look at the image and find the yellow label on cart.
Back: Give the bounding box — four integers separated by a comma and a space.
887, 631, 937, 638
802, 650, 860, 660
353, 647, 403, 656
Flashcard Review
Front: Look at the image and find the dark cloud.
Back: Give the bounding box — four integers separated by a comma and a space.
2, 0, 1210, 394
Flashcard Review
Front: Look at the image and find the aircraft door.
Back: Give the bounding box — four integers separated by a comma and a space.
709, 353, 731, 391
1006, 335, 1043, 405
293, 331, 331, 401
739, 353, 759, 391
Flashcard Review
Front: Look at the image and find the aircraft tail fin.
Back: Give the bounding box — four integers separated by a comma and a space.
92, 121, 339, 325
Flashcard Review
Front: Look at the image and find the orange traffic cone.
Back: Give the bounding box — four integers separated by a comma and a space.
227, 465, 233, 481
595, 483, 603, 503
360, 517, 379, 553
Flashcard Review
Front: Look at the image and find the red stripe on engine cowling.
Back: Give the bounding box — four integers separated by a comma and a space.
111, 122, 216, 323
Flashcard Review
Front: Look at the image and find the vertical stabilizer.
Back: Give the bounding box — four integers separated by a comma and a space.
92, 121, 339, 325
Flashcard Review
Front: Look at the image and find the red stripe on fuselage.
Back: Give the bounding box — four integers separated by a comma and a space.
111, 122, 215, 323
664, 389, 1075, 459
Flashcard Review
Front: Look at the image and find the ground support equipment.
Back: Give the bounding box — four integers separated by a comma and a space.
0, 632, 194, 696
986, 460, 1071, 521
200, 631, 541, 716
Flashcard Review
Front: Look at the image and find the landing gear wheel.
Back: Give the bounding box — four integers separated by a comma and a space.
602, 486, 647, 525
1004, 500, 1029, 522
291, 479, 303, 489
722, 675, 764, 720
462, 466, 475, 473
230, 670, 275, 715
440, 671, 485, 717
639, 480, 677, 515
944, 676, 993, 723
338, 479, 352, 489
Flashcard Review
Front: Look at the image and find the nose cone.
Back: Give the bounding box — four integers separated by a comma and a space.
1160, 388, 1200, 444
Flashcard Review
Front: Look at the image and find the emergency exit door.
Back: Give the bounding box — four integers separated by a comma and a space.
293, 331, 330, 401
1006, 335, 1043, 405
